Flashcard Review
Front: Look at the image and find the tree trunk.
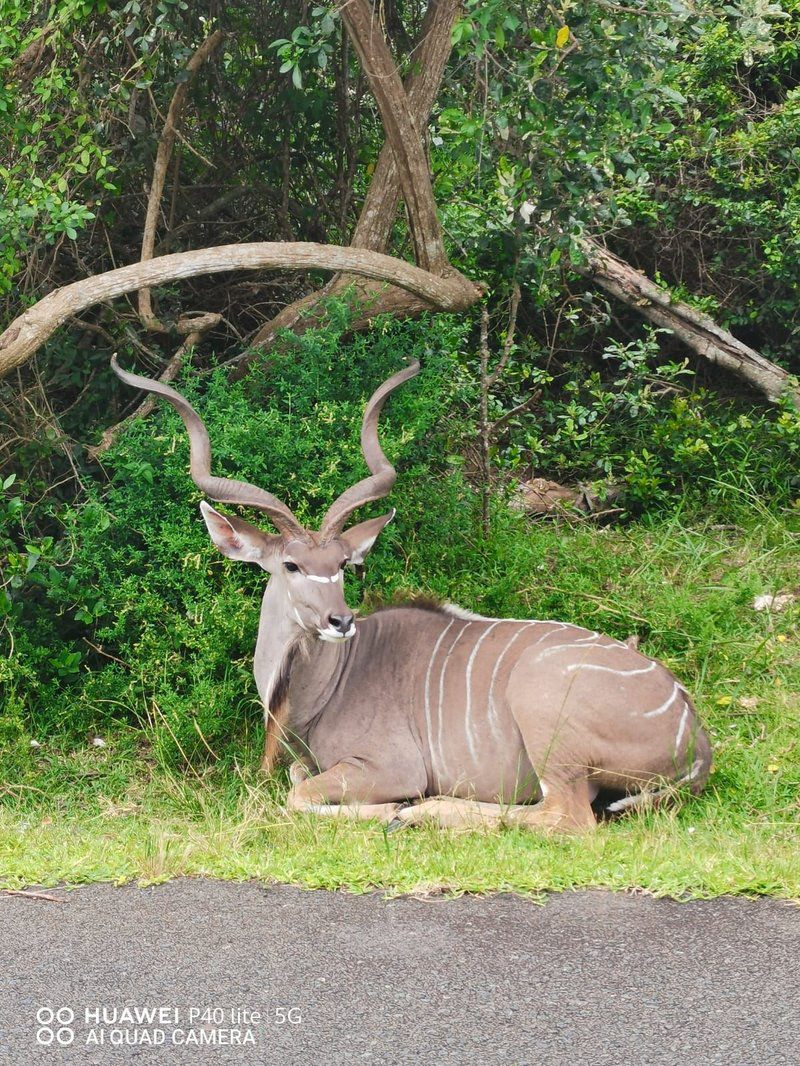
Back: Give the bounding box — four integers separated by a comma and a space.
240, 0, 467, 367
339, 0, 447, 274
0, 1, 482, 383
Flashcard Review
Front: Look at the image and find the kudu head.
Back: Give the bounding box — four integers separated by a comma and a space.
110, 357, 418, 642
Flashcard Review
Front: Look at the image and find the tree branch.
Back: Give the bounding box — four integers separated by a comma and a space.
486, 282, 520, 388
139, 28, 226, 332
10, 24, 54, 84
576, 237, 799, 407
338, 0, 446, 273
0, 242, 480, 379
245, 0, 464, 358
350, 0, 461, 253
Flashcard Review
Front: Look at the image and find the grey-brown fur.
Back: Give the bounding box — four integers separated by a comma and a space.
270, 603, 711, 830
112, 358, 712, 832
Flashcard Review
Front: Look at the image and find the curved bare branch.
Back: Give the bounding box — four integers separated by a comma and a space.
0, 242, 480, 379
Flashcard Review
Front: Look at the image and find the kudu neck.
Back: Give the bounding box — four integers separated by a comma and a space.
255, 575, 352, 735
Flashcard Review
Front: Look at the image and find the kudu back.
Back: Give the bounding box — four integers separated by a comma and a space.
113, 357, 711, 831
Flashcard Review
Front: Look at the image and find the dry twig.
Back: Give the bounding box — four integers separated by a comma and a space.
4, 889, 66, 903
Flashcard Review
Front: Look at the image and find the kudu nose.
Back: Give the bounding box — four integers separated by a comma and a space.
328, 612, 354, 634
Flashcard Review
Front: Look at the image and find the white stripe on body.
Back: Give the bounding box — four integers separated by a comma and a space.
564, 660, 658, 677
427, 614, 622, 778
638, 682, 680, 718
441, 604, 590, 630
536, 635, 628, 660
434, 622, 474, 783
485, 622, 563, 742
422, 618, 456, 786
675, 701, 691, 752
463, 620, 505, 762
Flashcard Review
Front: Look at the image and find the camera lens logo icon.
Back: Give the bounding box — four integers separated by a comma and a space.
36, 1007, 75, 1046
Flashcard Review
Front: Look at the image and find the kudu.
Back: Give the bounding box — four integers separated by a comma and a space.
112, 356, 711, 831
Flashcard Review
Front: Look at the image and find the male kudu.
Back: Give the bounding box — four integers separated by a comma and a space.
112, 357, 711, 831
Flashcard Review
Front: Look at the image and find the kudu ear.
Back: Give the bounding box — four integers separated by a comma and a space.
199, 501, 281, 569
340, 510, 395, 566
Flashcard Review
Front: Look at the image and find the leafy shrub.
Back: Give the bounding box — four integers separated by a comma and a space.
614, 0, 800, 369
2, 310, 798, 789
0, 312, 474, 774
489, 329, 800, 510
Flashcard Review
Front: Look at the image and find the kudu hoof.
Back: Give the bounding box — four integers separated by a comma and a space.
386, 803, 416, 833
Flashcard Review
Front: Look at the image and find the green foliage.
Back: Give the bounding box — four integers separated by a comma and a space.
0, 0, 120, 295
0, 313, 473, 775
433, 0, 800, 374
617, 0, 800, 366
437, 0, 702, 292
0, 0, 368, 328
2, 312, 798, 794
488, 329, 800, 509
269, 6, 339, 90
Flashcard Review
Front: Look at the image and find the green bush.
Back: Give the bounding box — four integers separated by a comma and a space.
1, 312, 475, 774
614, 0, 800, 368
2, 310, 798, 790
489, 329, 800, 509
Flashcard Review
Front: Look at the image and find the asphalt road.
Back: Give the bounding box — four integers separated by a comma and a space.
1, 882, 798, 1065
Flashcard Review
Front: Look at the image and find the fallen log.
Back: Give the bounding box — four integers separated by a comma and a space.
576, 237, 799, 407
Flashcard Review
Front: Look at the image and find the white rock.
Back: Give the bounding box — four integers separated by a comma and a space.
752, 592, 796, 612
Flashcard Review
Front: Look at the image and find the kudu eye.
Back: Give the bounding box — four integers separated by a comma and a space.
284, 562, 300, 574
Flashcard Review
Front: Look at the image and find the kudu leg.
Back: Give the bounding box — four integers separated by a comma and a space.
285, 761, 402, 825
289, 759, 313, 786
505, 777, 597, 833
395, 778, 597, 834
394, 798, 512, 829
260, 703, 291, 774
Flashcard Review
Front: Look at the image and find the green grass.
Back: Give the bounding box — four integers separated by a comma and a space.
1, 775, 799, 899
2, 505, 798, 899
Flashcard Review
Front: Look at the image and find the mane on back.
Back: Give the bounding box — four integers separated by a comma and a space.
363, 595, 489, 620
365, 594, 446, 616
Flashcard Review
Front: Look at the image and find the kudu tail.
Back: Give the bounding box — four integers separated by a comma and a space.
605, 754, 710, 815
